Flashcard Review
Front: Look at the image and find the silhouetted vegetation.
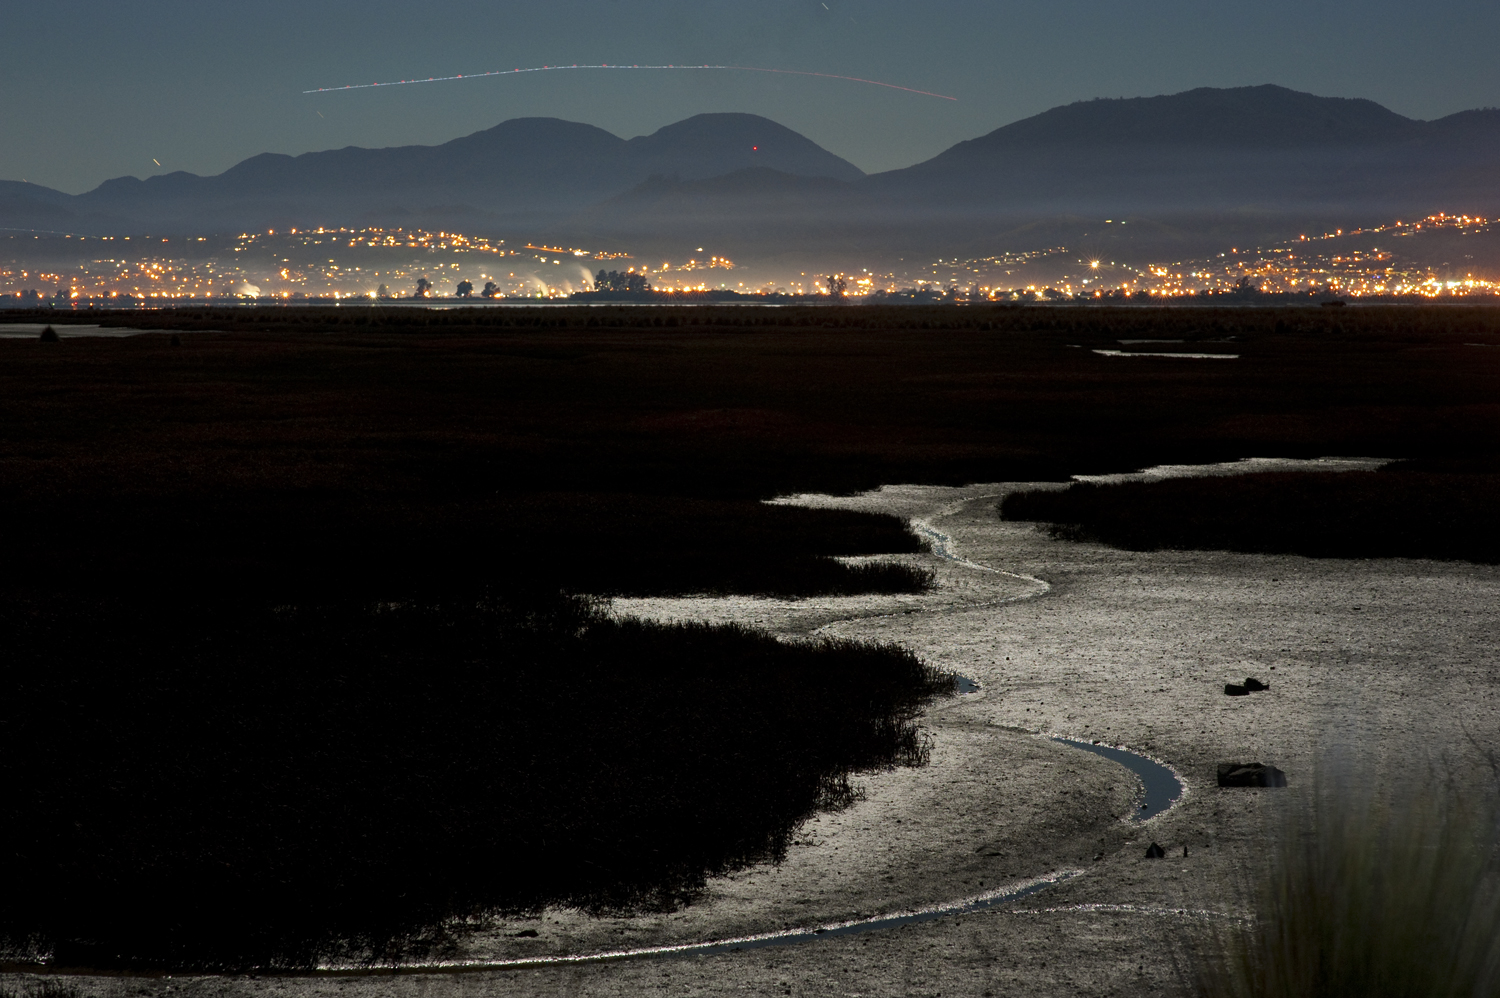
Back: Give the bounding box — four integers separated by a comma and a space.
593, 269, 652, 293
4, 304, 1500, 969
1185, 775, 1500, 998
1001, 466, 1500, 564
0, 593, 953, 971
0, 489, 931, 604
18, 303, 1500, 485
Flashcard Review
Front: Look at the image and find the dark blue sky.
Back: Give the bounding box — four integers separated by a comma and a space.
5, 0, 1498, 194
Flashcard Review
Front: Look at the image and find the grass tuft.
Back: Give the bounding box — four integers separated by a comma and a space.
1189, 776, 1500, 998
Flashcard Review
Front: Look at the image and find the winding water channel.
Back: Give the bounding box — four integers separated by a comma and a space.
364, 497, 1186, 974
401, 734, 1184, 972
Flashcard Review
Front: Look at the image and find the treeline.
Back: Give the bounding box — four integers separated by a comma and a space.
0, 593, 953, 970
592, 269, 652, 293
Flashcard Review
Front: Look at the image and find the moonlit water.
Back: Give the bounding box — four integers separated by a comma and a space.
1073, 456, 1392, 485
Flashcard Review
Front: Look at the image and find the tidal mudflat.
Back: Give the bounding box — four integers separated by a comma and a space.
38, 475, 1497, 997
464, 482, 1500, 994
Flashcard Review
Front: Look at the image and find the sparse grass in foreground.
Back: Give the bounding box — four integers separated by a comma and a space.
1188, 778, 1500, 998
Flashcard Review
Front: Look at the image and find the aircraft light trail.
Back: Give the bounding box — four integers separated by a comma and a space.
304, 64, 956, 100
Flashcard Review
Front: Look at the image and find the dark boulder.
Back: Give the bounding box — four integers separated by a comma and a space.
1144, 842, 1166, 859
1217, 762, 1288, 788
1224, 683, 1249, 696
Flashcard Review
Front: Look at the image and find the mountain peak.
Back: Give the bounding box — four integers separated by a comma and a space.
58, 112, 861, 232
955, 84, 1422, 153
626, 113, 864, 181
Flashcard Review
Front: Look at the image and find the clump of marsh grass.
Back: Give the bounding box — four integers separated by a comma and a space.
0, 592, 955, 971
1191, 772, 1500, 998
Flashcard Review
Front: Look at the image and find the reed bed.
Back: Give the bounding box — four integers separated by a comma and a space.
1002, 468, 1500, 564
0, 593, 953, 971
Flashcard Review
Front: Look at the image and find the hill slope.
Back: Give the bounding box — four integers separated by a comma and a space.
6, 88, 1499, 268
11, 114, 863, 235
563, 85, 1500, 265
874, 85, 1500, 215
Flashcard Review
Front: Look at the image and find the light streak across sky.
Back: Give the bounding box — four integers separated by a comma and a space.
303, 64, 957, 100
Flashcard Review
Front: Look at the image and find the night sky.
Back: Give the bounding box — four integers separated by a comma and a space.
5, 0, 1499, 195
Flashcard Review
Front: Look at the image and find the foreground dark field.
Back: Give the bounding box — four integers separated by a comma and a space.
3, 304, 1499, 969
1, 594, 951, 969
3, 304, 1499, 594
4, 304, 1500, 591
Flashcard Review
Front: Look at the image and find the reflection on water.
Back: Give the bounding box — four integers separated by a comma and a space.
1055, 738, 1184, 821
1092, 348, 1238, 359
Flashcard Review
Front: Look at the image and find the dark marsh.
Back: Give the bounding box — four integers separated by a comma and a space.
1001, 466, 1500, 564
2, 303, 1499, 969
0, 594, 953, 970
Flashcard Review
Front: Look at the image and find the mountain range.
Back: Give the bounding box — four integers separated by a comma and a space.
0, 113, 861, 235
5, 86, 1500, 265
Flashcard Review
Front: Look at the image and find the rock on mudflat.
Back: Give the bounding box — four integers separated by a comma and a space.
1217, 762, 1288, 788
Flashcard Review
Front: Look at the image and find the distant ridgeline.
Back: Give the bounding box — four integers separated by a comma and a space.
5, 87, 1500, 264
